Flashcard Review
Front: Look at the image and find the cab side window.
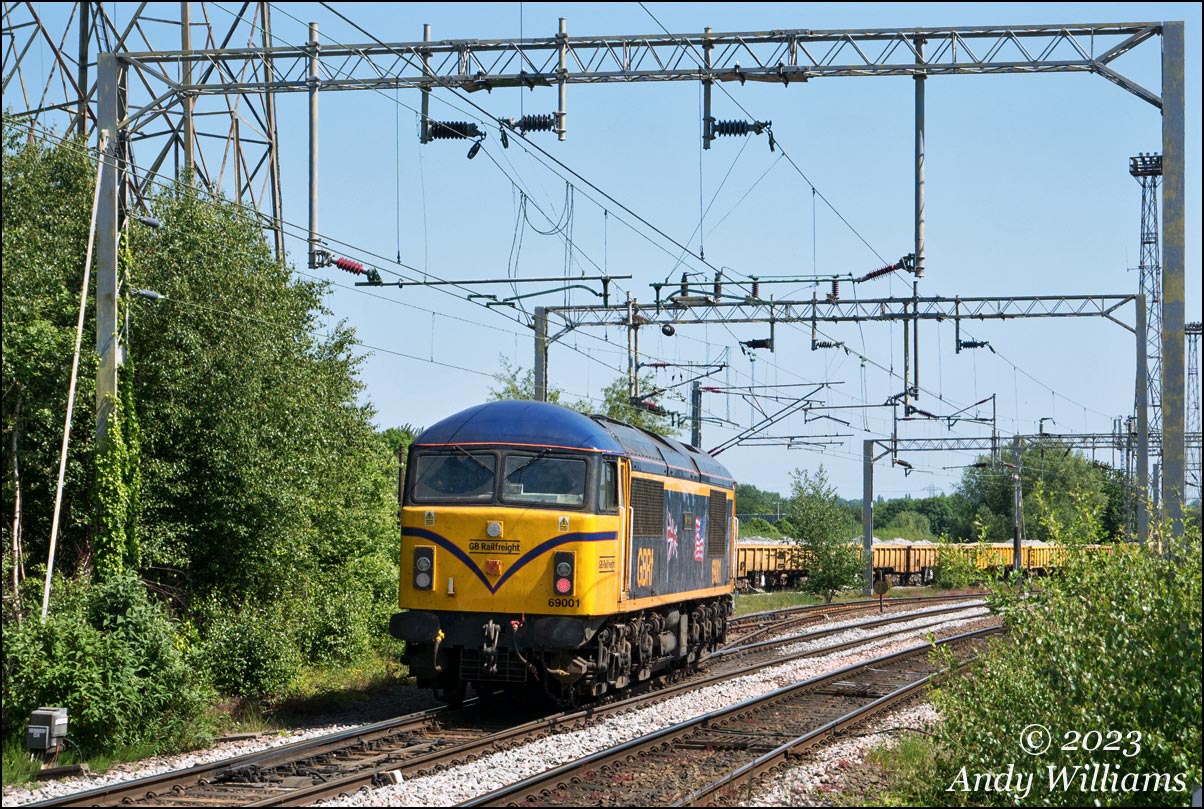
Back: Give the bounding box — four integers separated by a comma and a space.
599, 459, 619, 513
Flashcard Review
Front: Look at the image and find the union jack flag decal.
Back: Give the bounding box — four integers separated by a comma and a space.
693, 516, 704, 562
665, 508, 679, 561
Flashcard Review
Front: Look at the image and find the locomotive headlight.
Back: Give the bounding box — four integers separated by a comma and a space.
555, 561, 572, 578
413, 547, 434, 590
486, 521, 503, 538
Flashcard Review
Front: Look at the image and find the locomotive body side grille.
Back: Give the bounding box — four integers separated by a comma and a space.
631, 478, 665, 536
707, 490, 728, 557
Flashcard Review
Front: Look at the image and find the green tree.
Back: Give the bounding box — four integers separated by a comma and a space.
118, 183, 398, 611
922, 531, 1201, 806
488, 355, 575, 406
738, 517, 781, 540
595, 376, 679, 436
882, 509, 932, 541
3, 123, 99, 597
786, 466, 861, 602
735, 482, 788, 520
954, 443, 1124, 542
4, 122, 404, 732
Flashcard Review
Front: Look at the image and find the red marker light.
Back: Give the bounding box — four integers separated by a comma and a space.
555, 577, 572, 594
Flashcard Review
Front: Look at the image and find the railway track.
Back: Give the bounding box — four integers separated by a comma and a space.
725, 591, 985, 646
463, 627, 999, 807
28, 596, 991, 807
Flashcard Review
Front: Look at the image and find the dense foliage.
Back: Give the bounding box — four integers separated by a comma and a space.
3, 574, 213, 754
921, 531, 1202, 806
2, 124, 404, 760
737, 516, 782, 539
954, 442, 1126, 542
2, 125, 98, 604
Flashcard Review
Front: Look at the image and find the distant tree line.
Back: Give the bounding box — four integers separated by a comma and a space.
737, 444, 1135, 545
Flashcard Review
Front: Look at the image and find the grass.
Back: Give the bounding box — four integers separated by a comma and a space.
861, 732, 939, 806
1, 735, 158, 789
734, 590, 826, 615
2, 736, 45, 787
267, 649, 410, 724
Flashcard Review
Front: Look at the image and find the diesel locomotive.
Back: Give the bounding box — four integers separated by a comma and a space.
389, 400, 737, 704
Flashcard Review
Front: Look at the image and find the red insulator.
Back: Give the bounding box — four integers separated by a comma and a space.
333, 257, 365, 275
858, 262, 901, 283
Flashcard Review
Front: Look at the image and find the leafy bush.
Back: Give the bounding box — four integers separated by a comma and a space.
923, 534, 1201, 806
192, 598, 301, 700
931, 539, 990, 589
2, 574, 214, 755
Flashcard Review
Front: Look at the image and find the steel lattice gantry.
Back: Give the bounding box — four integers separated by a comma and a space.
1, 2, 286, 256
545, 293, 1139, 330
114, 22, 1167, 98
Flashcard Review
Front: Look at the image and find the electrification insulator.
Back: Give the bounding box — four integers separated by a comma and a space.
960, 340, 989, 350
814, 340, 839, 349
858, 262, 902, 283
751, 280, 760, 298
515, 114, 555, 133
714, 119, 769, 137
827, 279, 840, 302
428, 121, 483, 140
333, 257, 365, 275
630, 397, 668, 416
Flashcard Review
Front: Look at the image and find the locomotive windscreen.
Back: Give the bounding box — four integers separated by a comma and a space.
502, 455, 587, 506
411, 451, 496, 502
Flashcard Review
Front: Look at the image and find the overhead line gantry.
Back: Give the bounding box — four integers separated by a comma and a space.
3, 10, 1185, 538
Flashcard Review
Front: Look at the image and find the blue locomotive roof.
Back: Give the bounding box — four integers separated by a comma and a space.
413, 401, 734, 488
414, 400, 625, 452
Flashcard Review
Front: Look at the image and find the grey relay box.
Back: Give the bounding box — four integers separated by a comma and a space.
26, 707, 68, 752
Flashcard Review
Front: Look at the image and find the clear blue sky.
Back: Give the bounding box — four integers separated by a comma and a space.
12, 2, 1203, 502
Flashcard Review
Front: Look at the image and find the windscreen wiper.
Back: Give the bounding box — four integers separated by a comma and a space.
450, 444, 494, 473
507, 448, 552, 478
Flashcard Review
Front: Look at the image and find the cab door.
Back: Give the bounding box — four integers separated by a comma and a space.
617, 457, 631, 602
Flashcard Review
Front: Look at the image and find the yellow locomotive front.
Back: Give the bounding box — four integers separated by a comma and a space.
390, 400, 735, 704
